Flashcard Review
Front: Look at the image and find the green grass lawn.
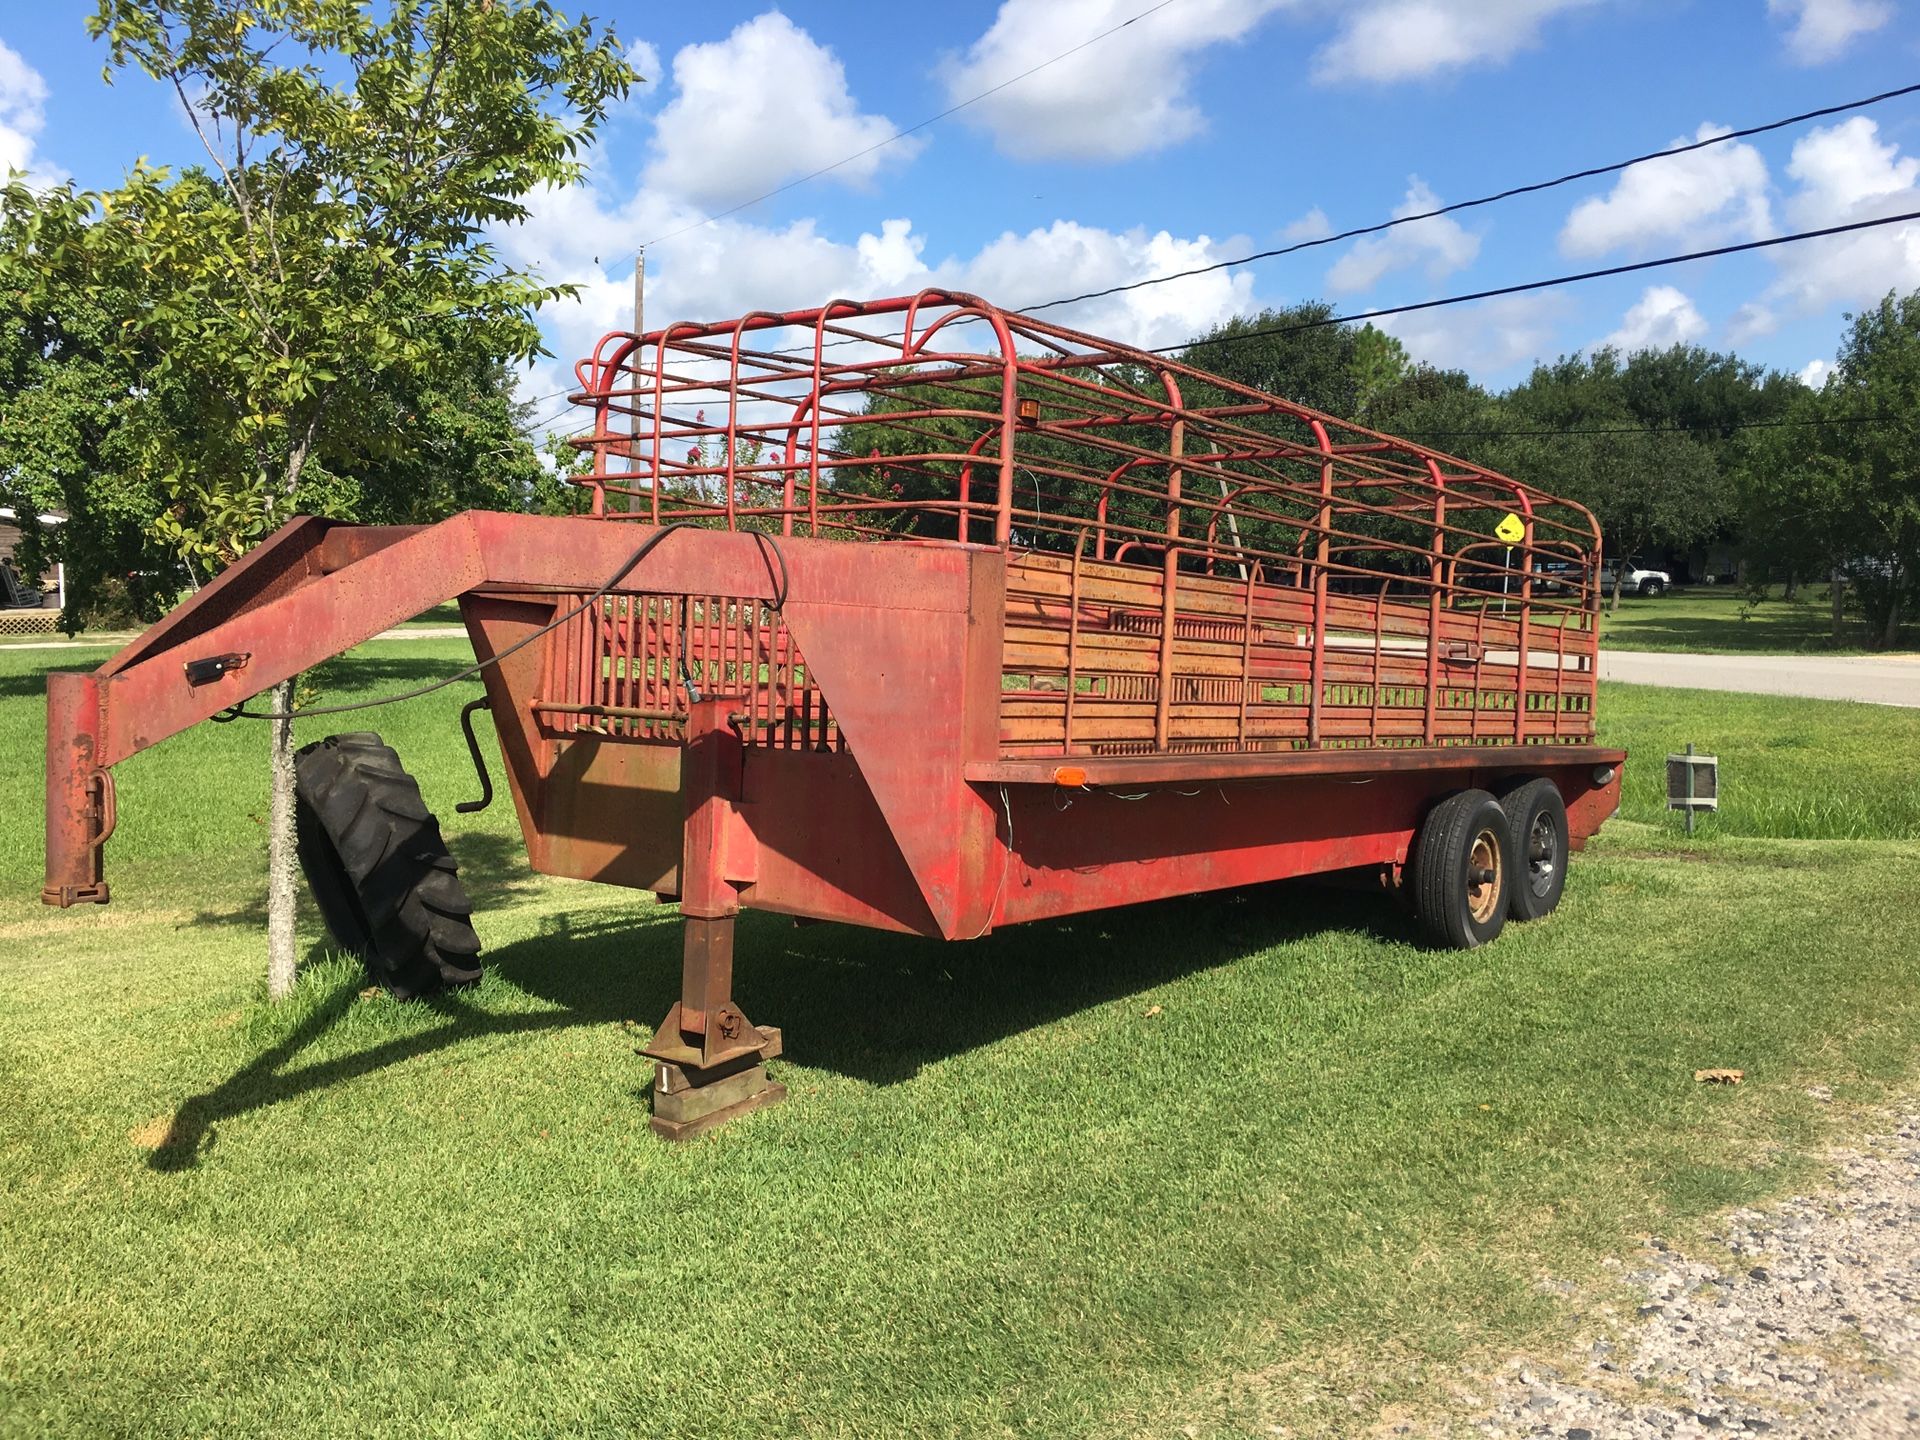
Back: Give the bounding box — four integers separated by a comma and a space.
5, 641, 1920, 1437
1597, 584, 1914, 655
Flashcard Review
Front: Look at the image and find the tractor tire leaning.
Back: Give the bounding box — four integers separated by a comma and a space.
1410, 788, 1513, 950
293, 732, 482, 999
1497, 776, 1569, 921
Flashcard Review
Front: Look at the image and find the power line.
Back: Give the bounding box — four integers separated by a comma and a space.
1027, 79, 1920, 315
625, 0, 1184, 258
525, 201, 1902, 441
516, 401, 579, 437
527, 80, 1920, 431
527, 92, 1920, 437
1163, 208, 1920, 355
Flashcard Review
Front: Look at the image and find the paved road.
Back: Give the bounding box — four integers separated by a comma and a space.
1601, 649, 1920, 708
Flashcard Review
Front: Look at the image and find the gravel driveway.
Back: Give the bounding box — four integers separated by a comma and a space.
1464, 1103, 1920, 1438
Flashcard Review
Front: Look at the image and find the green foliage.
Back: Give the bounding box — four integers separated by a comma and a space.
1818, 293, 1920, 646
1347, 323, 1409, 420
0, 183, 189, 623
65, 0, 632, 572
1489, 349, 1737, 603
1181, 303, 1360, 416
1733, 293, 1920, 649
0, 2, 633, 629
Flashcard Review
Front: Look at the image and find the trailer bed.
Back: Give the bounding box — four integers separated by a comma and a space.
43, 290, 1624, 1138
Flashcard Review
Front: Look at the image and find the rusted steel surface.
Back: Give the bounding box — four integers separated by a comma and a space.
42, 671, 110, 907
41, 290, 1629, 1137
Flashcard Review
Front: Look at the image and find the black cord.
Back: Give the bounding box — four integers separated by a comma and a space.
1163, 208, 1920, 355
212, 524, 790, 723
1030, 79, 1920, 315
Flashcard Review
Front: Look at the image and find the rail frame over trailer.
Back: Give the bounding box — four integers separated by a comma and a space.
44, 290, 1624, 1137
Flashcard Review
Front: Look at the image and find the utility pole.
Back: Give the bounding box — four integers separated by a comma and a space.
633, 248, 645, 338
630, 249, 645, 512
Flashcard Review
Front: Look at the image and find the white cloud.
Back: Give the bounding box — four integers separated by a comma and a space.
645, 13, 918, 209
1382, 293, 1569, 374
1313, 0, 1601, 83
0, 38, 48, 180
1281, 206, 1333, 242
1769, 0, 1893, 63
1785, 115, 1919, 224
1559, 123, 1773, 256
1765, 117, 1920, 313
958, 221, 1260, 347
942, 0, 1289, 161
1798, 357, 1834, 388
1598, 285, 1708, 353
623, 39, 663, 89
1726, 302, 1780, 344
1325, 178, 1478, 293
498, 179, 1266, 434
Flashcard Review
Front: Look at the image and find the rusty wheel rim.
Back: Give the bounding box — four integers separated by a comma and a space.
1466, 827, 1503, 925
1526, 810, 1559, 898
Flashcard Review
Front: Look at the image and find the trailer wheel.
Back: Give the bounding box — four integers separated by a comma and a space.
1410, 789, 1512, 949
294, 732, 482, 1000
1498, 777, 1569, 921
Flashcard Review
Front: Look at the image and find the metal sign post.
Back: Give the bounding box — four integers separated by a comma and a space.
1496, 511, 1525, 617
1666, 743, 1719, 835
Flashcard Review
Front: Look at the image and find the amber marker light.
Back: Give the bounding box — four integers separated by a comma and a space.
1052, 765, 1087, 788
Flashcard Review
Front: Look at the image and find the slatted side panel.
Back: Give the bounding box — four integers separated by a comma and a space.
535, 593, 843, 752
1000, 553, 1595, 758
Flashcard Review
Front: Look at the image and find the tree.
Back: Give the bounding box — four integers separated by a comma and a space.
1733, 381, 1857, 640
1777, 294, 1920, 649
1180, 303, 1362, 418
1500, 348, 1732, 608
1347, 324, 1409, 421
71, 0, 635, 998
0, 184, 192, 624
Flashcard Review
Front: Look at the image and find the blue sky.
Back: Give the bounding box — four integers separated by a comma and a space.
3, 0, 1918, 421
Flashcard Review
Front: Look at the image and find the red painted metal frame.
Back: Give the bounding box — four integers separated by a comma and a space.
42, 291, 1624, 1121
41, 499, 1621, 935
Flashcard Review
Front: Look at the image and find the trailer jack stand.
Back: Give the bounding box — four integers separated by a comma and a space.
639, 699, 786, 1139
642, 918, 786, 1140
647, 1028, 787, 1142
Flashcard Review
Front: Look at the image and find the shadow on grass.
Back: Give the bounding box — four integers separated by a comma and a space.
144, 875, 1404, 1172
0, 664, 95, 700
184, 832, 540, 932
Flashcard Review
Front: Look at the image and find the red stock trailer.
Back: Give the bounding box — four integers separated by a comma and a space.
43, 291, 1624, 1138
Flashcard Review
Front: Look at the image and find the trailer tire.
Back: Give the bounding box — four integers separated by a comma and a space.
294, 732, 482, 1000
1498, 777, 1569, 921
1410, 789, 1512, 950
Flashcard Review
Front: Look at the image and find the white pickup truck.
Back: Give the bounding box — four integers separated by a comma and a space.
1603, 558, 1671, 597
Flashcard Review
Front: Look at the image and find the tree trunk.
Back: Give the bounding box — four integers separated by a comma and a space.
1831, 568, 1846, 644
1782, 570, 1798, 602
1609, 565, 1625, 613
264, 443, 312, 1003
1883, 593, 1904, 652
266, 676, 298, 1001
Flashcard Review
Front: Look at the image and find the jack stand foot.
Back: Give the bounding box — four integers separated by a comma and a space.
648, 1026, 786, 1141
